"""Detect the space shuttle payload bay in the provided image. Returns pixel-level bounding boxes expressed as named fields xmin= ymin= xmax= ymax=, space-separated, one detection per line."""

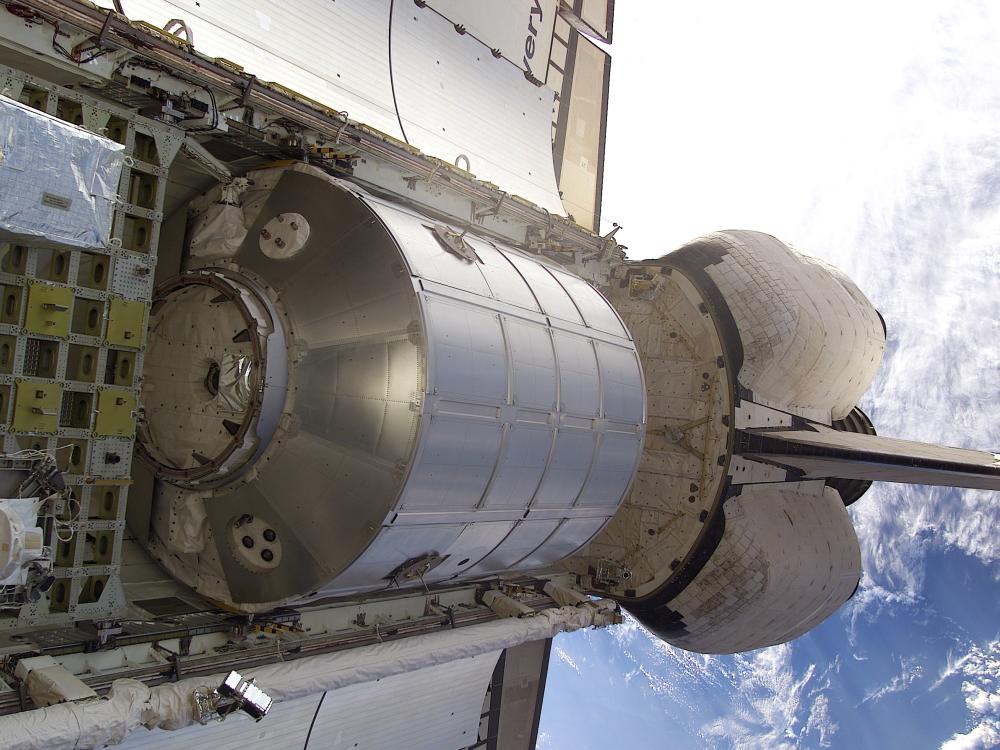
xmin=0 ymin=2 xmax=995 ymax=748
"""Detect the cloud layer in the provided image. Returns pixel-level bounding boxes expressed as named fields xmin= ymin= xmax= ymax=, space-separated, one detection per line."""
xmin=540 ymin=2 xmax=1000 ymax=748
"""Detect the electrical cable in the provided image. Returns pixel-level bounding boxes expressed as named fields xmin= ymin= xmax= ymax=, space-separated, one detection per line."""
xmin=302 ymin=691 xmax=326 ymax=750
xmin=53 ymin=495 xmax=81 ymax=543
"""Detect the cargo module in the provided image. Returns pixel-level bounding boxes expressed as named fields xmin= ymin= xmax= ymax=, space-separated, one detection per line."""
xmin=0 ymin=2 xmax=995 ymax=748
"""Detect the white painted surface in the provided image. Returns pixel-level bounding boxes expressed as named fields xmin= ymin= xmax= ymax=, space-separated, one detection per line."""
xmin=111 ymin=652 xmax=499 ymax=750
xmin=426 ymin=0 xmax=558 ymax=80
xmin=391 ymin=3 xmax=564 ymax=212
xmin=115 ymin=693 xmax=323 ymax=749
xmin=665 ymin=483 xmax=862 ymax=654
xmin=727 ymin=455 xmax=789 ymax=485
xmin=305 ymin=651 xmax=500 ymax=749
xmin=701 ymin=231 xmax=885 ymax=422
xmin=0 ymin=603 xmax=618 ymax=750
xmin=734 ymin=400 xmax=794 ymax=429
xmin=102 ymin=0 xmax=401 ymax=137
xmin=99 ymin=0 xmax=566 ymax=213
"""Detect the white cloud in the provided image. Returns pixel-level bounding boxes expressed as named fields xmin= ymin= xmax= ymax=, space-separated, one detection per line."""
xmin=782 ymin=0 xmax=1000 ymax=607
xmin=548 ymin=2 xmax=1000 ymax=747
xmin=608 ymin=0 xmax=1000 ymax=616
xmin=858 ymin=656 xmax=925 ymax=707
xmin=804 ymin=695 xmax=839 ymax=748
xmin=535 ymin=729 xmax=554 ymax=750
xmin=697 ymin=642 xmax=837 ymax=750
xmin=602 ymin=633 xmax=842 ymax=750
xmin=941 ymin=723 xmax=1000 ymax=750
xmin=553 ymin=645 xmax=581 ymax=676
xmin=935 ymin=640 xmax=1000 ymax=750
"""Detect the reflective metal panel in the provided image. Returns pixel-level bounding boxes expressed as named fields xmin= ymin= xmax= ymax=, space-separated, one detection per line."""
xmin=425 ymin=0 xmax=558 ymax=77
xmin=500 ymin=250 xmax=585 ymax=324
xmin=515 ymin=517 xmax=608 ymax=570
xmin=532 ymin=428 xmax=596 ymax=508
xmin=576 ymin=433 xmax=643 ymax=508
xmin=552 ymin=332 xmax=600 ymax=416
xmin=390 ymin=2 xmax=565 ymax=213
xmin=328 ymin=524 xmax=466 ymax=592
xmin=553 ymin=269 xmax=629 ymax=337
xmin=480 ymin=424 xmax=555 ymax=509
xmin=140 ymin=165 xmax=643 ymax=608
xmin=466 ymin=237 xmax=542 ymax=312
xmin=375 ymin=203 xmax=493 ymax=298
xmin=401 ymin=417 xmax=503 ymax=511
xmin=596 ymin=341 xmax=646 ymax=423
xmin=333 ymin=180 xmax=645 ymax=596
xmin=466 ymin=519 xmax=562 ymax=576
xmin=102 ymin=0 xmax=402 ymax=138
xmin=505 ymin=318 xmax=558 ymax=410
xmin=422 ymin=522 xmax=517 ymax=583
xmin=424 ymin=298 xmax=508 ymax=404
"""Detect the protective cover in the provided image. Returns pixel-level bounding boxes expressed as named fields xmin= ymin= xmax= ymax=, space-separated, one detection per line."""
xmin=97 ymin=0 xmax=564 ymax=213
xmin=0 ymin=601 xmax=615 ymax=749
xmin=0 ymin=94 xmax=123 ymax=249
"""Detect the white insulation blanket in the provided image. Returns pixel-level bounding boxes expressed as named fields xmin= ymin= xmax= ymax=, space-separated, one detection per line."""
xmin=0 ymin=601 xmax=614 ymax=750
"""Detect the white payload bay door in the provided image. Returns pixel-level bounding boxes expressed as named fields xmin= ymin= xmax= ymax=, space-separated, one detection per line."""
xmin=113 ymin=651 xmax=501 ymax=749
xmin=97 ymin=0 xmax=565 ymax=214
xmin=425 ymin=0 xmax=558 ymax=80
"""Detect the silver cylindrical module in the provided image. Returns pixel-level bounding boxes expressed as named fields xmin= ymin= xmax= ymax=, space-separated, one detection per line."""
xmin=138 ymin=164 xmax=645 ymax=609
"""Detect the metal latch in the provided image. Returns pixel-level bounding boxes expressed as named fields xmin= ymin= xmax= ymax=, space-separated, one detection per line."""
xmin=427 ymin=223 xmax=481 ymax=263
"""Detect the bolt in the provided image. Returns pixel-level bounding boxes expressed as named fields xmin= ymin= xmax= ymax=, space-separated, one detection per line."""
xmin=274 ymin=237 xmax=286 ymax=249
xmin=260 ymin=228 xmax=271 ymax=240
xmin=290 ymin=222 xmax=299 ymax=230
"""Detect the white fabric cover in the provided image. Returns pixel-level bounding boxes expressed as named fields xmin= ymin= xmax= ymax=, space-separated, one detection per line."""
xmin=0 ymin=601 xmax=615 ymax=749
xmin=482 ymin=589 xmax=535 ymax=618
xmin=188 ymin=203 xmax=247 ymax=261
xmin=24 ymin=666 xmax=98 ymax=707
xmin=0 ymin=680 xmax=150 ymax=750
xmin=542 ymin=580 xmax=592 ymax=607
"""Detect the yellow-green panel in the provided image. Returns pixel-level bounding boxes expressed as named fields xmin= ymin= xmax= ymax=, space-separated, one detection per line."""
xmin=106 ymin=297 xmax=148 ymax=348
xmin=24 ymin=282 xmax=72 ymax=338
xmin=11 ymin=379 xmax=62 ymax=433
xmin=95 ymin=388 xmax=136 ymax=436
